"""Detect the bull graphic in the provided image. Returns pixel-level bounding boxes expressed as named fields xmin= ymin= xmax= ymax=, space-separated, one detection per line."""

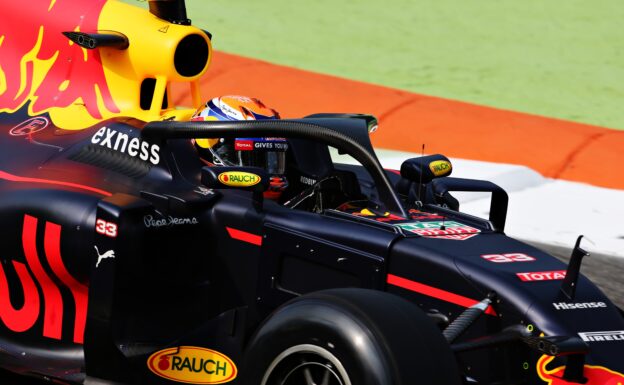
xmin=537 ymin=355 xmax=624 ymax=385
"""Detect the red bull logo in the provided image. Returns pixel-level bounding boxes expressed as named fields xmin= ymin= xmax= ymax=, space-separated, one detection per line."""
xmin=537 ymin=355 xmax=624 ymax=385
xmin=0 ymin=0 xmax=118 ymax=125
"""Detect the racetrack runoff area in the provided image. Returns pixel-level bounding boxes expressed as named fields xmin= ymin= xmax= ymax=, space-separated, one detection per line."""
xmin=184 ymin=0 xmax=624 ymax=131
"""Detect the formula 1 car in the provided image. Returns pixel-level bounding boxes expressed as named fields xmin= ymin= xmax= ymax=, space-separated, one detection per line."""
xmin=1 ymin=0 xmax=623 ymax=384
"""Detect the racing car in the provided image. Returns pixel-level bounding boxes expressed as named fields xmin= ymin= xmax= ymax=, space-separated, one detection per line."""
xmin=1 ymin=0 xmax=623 ymax=384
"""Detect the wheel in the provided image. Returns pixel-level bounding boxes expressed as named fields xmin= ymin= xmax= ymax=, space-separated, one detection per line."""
xmin=261 ymin=344 xmax=350 ymax=385
xmin=242 ymin=288 xmax=462 ymax=385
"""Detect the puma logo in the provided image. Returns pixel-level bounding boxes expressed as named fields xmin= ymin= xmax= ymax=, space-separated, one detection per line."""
xmin=94 ymin=246 xmax=116 ymax=268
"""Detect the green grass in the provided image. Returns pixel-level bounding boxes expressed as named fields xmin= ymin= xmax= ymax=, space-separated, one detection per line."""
xmin=125 ymin=0 xmax=624 ymax=129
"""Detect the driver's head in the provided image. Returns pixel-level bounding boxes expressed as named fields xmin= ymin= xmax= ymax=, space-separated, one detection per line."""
xmin=191 ymin=96 xmax=288 ymax=199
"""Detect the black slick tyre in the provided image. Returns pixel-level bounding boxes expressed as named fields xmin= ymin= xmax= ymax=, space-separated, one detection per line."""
xmin=242 ymin=288 xmax=461 ymax=385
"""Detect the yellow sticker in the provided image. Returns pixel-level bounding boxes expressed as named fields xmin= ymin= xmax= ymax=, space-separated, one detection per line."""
xmin=360 ymin=208 xmax=375 ymax=216
xmin=429 ymin=160 xmax=452 ymax=177
xmin=218 ymin=172 xmax=261 ymax=187
xmin=147 ymin=346 xmax=237 ymax=384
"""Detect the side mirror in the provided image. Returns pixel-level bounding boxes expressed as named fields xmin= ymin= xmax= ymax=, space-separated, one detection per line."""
xmin=400 ymin=154 xmax=452 ymax=184
xmin=431 ymin=177 xmax=508 ymax=232
xmin=201 ymin=166 xmax=269 ymax=209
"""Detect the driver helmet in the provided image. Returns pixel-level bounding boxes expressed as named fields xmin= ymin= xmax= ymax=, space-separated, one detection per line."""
xmin=191 ymin=96 xmax=288 ymax=199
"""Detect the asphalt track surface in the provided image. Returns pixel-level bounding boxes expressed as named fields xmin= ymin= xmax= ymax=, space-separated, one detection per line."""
xmin=1 ymin=244 xmax=621 ymax=385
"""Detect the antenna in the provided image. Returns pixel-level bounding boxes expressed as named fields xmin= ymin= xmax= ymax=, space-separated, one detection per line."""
xmin=417 ymin=143 xmax=425 ymax=204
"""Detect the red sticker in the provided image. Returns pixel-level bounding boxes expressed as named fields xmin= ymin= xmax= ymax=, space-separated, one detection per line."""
xmin=96 ymin=219 xmax=118 ymax=238
xmin=516 ymin=270 xmax=566 ymax=282
xmin=481 ymin=253 xmax=536 ymax=263
xmin=397 ymin=221 xmax=480 ymax=241
xmin=235 ymin=140 xmax=253 ymax=151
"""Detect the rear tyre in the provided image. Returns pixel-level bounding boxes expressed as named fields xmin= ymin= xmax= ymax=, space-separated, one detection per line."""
xmin=243 ymin=288 xmax=461 ymax=385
